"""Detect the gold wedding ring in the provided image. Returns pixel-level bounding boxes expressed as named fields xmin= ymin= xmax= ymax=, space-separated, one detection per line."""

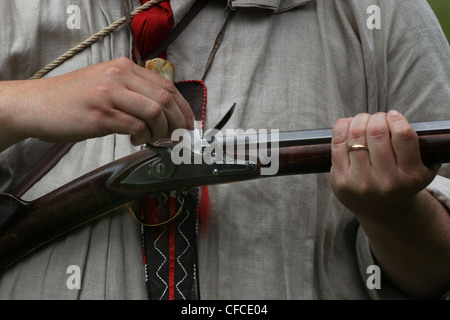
xmin=348 ymin=144 xmax=368 ymax=151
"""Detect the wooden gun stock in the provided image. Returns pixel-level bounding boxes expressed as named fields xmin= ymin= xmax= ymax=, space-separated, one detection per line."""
xmin=0 ymin=148 xmax=158 ymax=270
xmin=0 ymin=128 xmax=449 ymax=271
xmin=275 ymin=133 xmax=450 ymax=175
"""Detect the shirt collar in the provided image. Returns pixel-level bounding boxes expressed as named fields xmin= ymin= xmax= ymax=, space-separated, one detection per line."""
xmin=228 ymin=0 xmax=314 ymax=13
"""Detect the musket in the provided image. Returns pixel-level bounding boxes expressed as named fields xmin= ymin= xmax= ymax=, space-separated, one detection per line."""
xmin=0 ymin=119 xmax=449 ymax=270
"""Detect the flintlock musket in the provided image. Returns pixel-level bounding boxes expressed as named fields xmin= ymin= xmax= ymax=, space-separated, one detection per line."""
xmin=0 ymin=119 xmax=449 ymax=270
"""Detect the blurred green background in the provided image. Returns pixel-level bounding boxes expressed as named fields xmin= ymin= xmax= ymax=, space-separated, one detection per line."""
xmin=428 ymin=0 xmax=450 ymax=41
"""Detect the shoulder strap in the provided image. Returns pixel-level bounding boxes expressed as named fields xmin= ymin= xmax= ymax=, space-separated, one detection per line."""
xmin=12 ymin=142 xmax=75 ymax=197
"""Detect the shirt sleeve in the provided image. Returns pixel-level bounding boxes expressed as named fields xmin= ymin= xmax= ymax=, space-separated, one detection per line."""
xmin=362 ymin=0 xmax=450 ymax=122
xmin=426 ymin=175 xmax=450 ymax=300
xmin=356 ymin=225 xmax=450 ymax=300
xmin=355 ymin=0 xmax=450 ymax=300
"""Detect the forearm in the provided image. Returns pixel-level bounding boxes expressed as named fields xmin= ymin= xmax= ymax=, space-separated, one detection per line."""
xmin=0 ymin=58 xmax=194 ymax=154
xmin=357 ymin=189 xmax=450 ymax=299
xmin=0 ymin=80 xmax=29 ymax=152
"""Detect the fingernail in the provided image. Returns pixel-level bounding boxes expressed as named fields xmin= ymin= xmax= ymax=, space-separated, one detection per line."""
xmin=192 ymin=118 xmax=200 ymax=131
xmin=388 ymin=110 xmax=400 ymax=117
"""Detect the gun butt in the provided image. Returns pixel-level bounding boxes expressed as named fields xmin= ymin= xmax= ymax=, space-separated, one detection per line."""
xmin=0 ymin=193 xmax=32 ymax=269
xmin=0 ymin=193 xmax=30 ymax=234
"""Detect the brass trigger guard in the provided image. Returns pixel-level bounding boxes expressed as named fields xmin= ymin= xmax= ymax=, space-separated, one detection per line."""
xmin=126 ymin=192 xmax=187 ymax=227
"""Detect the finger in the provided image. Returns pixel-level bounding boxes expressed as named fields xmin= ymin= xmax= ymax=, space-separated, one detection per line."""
xmin=386 ymin=110 xmax=422 ymax=171
xmin=111 ymin=69 xmax=186 ymax=139
xmin=133 ymin=64 xmax=195 ymax=130
xmin=113 ymin=90 xmax=169 ymax=143
xmin=331 ymin=117 xmax=352 ymax=174
xmin=365 ymin=112 xmax=396 ymax=171
xmin=170 ymin=89 xmax=195 ymax=130
xmin=95 ymin=107 xmax=153 ymax=144
xmin=347 ymin=113 xmax=371 ymax=170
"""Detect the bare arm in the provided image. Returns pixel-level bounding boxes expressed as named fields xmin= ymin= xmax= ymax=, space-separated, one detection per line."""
xmin=330 ymin=111 xmax=450 ymax=299
xmin=0 ymin=57 xmax=194 ymax=152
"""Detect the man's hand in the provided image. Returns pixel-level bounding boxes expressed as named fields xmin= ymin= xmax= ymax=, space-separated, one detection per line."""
xmin=0 ymin=57 xmax=194 ymax=151
xmin=330 ymin=111 xmax=450 ymax=299
xmin=330 ymin=111 xmax=437 ymax=217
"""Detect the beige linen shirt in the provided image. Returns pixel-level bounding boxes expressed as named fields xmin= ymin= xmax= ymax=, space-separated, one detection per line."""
xmin=0 ymin=0 xmax=449 ymax=299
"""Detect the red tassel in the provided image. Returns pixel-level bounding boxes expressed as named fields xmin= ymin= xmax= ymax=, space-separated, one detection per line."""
xmin=132 ymin=0 xmax=174 ymax=61
xmin=198 ymin=185 xmax=210 ymax=235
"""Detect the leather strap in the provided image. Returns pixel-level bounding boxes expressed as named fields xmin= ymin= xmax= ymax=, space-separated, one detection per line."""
xmin=140 ymin=80 xmax=207 ymax=300
xmin=12 ymin=143 xmax=75 ymax=197
xmin=140 ymin=189 xmax=201 ymax=300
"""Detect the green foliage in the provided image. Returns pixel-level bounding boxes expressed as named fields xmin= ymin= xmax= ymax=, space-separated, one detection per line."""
xmin=428 ymin=0 xmax=450 ymax=41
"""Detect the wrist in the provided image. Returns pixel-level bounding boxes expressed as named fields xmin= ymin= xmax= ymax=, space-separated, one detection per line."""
xmin=358 ymin=190 xmax=450 ymax=298
xmin=355 ymin=189 xmax=448 ymax=249
xmin=353 ymin=192 xmax=424 ymax=232
xmin=0 ymin=81 xmax=31 ymax=151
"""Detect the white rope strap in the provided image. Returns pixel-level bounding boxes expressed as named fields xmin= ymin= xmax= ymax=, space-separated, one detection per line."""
xmin=30 ymin=0 xmax=165 ymax=79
